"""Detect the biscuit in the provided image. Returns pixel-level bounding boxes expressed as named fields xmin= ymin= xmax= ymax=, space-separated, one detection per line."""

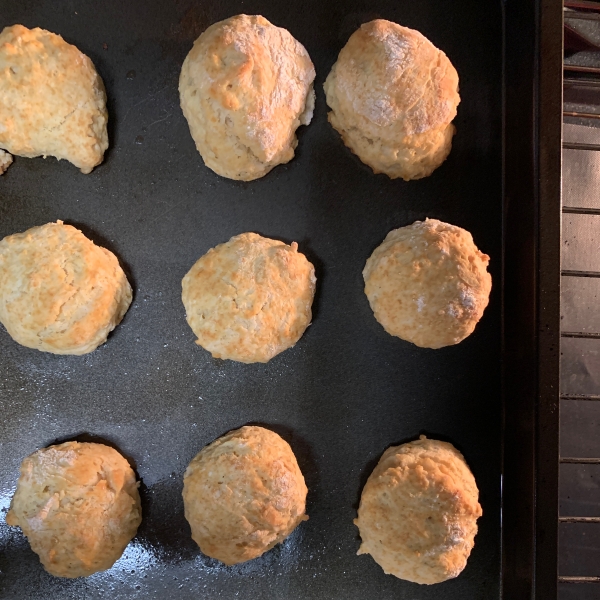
xmin=0 ymin=25 xmax=108 ymax=173
xmin=179 ymin=14 xmax=315 ymax=181
xmin=183 ymin=426 xmax=308 ymax=565
xmin=0 ymin=221 xmax=132 ymax=354
xmin=363 ymin=219 xmax=491 ymax=349
xmin=324 ymin=20 xmax=460 ymax=180
xmin=0 ymin=148 xmax=12 ymax=174
xmin=182 ymin=232 xmax=316 ymax=363
xmin=355 ymin=436 xmax=482 ymax=584
xmin=6 ymin=441 xmax=142 ymax=578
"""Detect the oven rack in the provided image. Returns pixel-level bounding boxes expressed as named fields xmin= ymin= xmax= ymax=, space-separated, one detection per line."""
xmin=561 ymin=1 xmax=600 ymax=590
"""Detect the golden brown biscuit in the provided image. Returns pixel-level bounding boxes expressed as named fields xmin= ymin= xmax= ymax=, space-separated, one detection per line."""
xmin=6 ymin=441 xmax=142 ymax=578
xmin=0 ymin=25 xmax=108 ymax=173
xmin=324 ymin=20 xmax=460 ymax=180
xmin=183 ymin=426 xmax=308 ymax=565
xmin=182 ymin=232 xmax=316 ymax=363
xmin=179 ymin=14 xmax=315 ymax=181
xmin=363 ymin=219 xmax=491 ymax=349
xmin=355 ymin=436 xmax=482 ymax=584
xmin=0 ymin=221 xmax=132 ymax=354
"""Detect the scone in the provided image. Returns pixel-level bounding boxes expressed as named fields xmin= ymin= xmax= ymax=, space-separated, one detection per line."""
xmin=0 ymin=148 xmax=12 ymax=174
xmin=6 ymin=441 xmax=142 ymax=578
xmin=182 ymin=232 xmax=316 ymax=363
xmin=355 ymin=436 xmax=482 ymax=584
xmin=363 ymin=219 xmax=491 ymax=348
xmin=324 ymin=20 xmax=460 ymax=180
xmin=0 ymin=24 xmax=108 ymax=174
xmin=0 ymin=221 xmax=132 ymax=354
xmin=183 ymin=426 xmax=308 ymax=565
xmin=179 ymin=14 xmax=315 ymax=181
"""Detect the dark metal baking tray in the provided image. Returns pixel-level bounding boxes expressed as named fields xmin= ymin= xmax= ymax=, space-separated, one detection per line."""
xmin=0 ymin=0 xmax=562 ymax=598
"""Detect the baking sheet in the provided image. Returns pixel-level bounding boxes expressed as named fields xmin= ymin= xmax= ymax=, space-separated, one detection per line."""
xmin=0 ymin=0 xmax=502 ymax=598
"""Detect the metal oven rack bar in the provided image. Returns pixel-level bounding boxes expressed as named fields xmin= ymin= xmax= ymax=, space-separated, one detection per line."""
xmin=560 ymin=1 xmax=600 ymax=589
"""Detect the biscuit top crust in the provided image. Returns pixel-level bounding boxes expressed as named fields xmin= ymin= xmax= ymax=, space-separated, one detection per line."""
xmin=0 ymin=24 xmax=108 ymax=173
xmin=0 ymin=221 xmax=131 ymax=354
xmin=179 ymin=14 xmax=315 ymax=180
xmin=363 ymin=219 xmax=491 ymax=348
xmin=183 ymin=426 xmax=308 ymax=565
xmin=6 ymin=441 xmax=141 ymax=578
xmin=327 ymin=20 xmax=459 ymax=140
xmin=355 ymin=436 xmax=482 ymax=584
xmin=182 ymin=232 xmax=316 ymax=363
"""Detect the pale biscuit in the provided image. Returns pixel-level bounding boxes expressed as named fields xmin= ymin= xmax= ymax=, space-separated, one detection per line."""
xmin=6 ymin=441 xmax=142 ymax=578
xmin=0 ymin=221 xmax=132 ymax=355
xmin=0 ymin=25 xmax=108 ymax=174
xmin=179 ymin=14 xmax=315 ymax=181
xmin=363 ymin=219 xmax=491 ymax=349
xmin=355 ymin=436 xmax=482 ymax=585
xmin=324 ymin=20 xmax=460 ymax=180
xmin=182 ymin=232 xmax=316 ymax=363
xmin=183 ymin=426 xmax=308 ymax=565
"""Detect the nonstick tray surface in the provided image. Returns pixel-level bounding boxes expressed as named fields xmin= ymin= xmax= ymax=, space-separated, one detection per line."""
xmin=0 ymin=0 xmax=502 ymax=598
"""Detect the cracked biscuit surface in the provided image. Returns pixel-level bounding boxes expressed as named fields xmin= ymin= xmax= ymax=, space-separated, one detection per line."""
xmin=6 ymin=441 xmax=142 ymax=578
xmin=0 ymin=221 xmax=132 ymax=354
xmin=355 ymin=436 xmax=482 ymax=584
xmin=0 ymin=24 xmax=108 ymax=173
xmin=182 ymin=232 xmax=316 ymax=363
xmin=183 ymin=426 xmax=308 ymax=565
xmin=363 ymin=219 xmax=491 ymax=349
xmin=179 ymin=14 xmax=315 ymax=181
xmin=324 ymin=19 xmax=459 ymax=180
